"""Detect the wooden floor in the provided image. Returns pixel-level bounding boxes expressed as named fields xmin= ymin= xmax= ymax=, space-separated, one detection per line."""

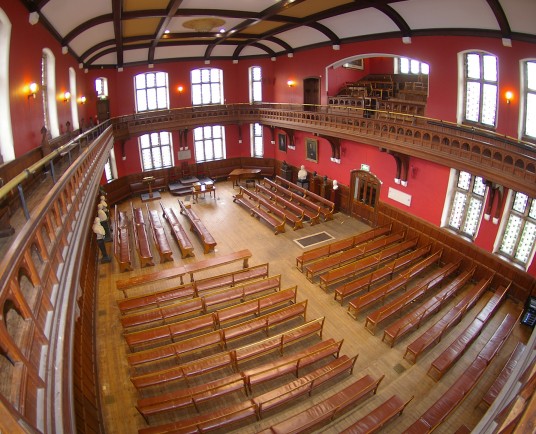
xmin=95 ymin=181 xmax=528 ymax=434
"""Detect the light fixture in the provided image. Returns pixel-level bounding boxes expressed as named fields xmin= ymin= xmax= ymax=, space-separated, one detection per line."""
xmin=28 ymin=82 xmax=38 ymax=99
xmin=79 ymin=96 xmax=86 ymax=104
xmin=183 ymin=18 xmax=225 ymax=33
xmin=505 ymin=91 xmax=513 ymax=104
xmin=287 ymin=80 xmax=295 ymax=88
xmin=63 ymin=91 xmax=71 ymax=102
xmin=177 ymin=85 xmax=184 ymax=93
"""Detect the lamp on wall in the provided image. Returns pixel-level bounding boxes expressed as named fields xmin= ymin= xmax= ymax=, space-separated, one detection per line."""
xmin=177 ymin=85 xmax=184 ymax=93
xmin=63 ymin=91 xmax=71 ymax=103
xmin=505 ymin=90 xmax=514 ymax=104
xmin=28 ymin=82 xmax=38 ymax=99
xmin=79 ymin=96 xmax=86 ymax=104
xmin=287 ymin=80 xmax=295 ymax=88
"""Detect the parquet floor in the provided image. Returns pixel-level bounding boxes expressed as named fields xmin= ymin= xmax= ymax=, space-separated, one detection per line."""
xmin=95 ymin=181 xmax=528 ymax=434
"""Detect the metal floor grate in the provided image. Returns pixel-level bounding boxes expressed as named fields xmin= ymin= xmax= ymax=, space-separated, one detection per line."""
xmin=293 ymin=232 xmax=334 ymax=248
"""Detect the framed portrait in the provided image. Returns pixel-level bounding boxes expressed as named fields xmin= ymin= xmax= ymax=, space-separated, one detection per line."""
xmin=305 ymin=138 xmax=318 ymax=163
xmin=278 ymin=133 xmax=287 ymax=152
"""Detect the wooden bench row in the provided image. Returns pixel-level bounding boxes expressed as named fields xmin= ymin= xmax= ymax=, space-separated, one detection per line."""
xmin=255 ymin=183 xmax=305 ymax=230
xmin=275 ymin=175 xmax=335 ymax=221
xmin=342 ymin=246 xmax=436 ymax=312
xmin=404 ymin=275 xmax=493 ymax=363
xmin=233 ymin=186 xmax=287 ymax=234
xmin=136 ymin=338 xmax=346 ymax=422
xmin=427 ymin=284 xmax=510 ymax=381
xmin=178 ymin=200 xmax=217 ymax=253
xmin=146 ymin=205 xmax=173 ymax=263
xmin=363 ymin=260 xmax=460 ymax=333
xmin=305 ymin=230 xmax=406 ymax=282
xmin=117 ymin=263 xmax=269 ymax=314
xmin=130 ymin=317 xmax=326 ymax=390
xmin=127 ymin=301 xmax=309 ymax=372
xmin=258 ymin=373 xmax=385 ymax=434
xmin=160 ymin=203 xmax=194 ymax=258
xmin=263 ymin=177 xmax=321 ymax=225
xmin=404 ymin=313 xmax=517 ymax=434
xmin=115 ymin=248 xmax=252 ymax=297
xmin=319 ymin=237 xmax=418 ymax=290
xmin=123 ymin=285 xmax=296 ymax=350
xmin=113 ymin=205 xmax=133 ymax=272
xmin=381 ymin=266 xmax=477 ymax=347
xmin=296 ymin=223 xmax=392 ymax=271
xmin=340 ymin=394 xmax=414 ymax=434
xmin=120 ymin=274 xmax=283 ymax=330
xmin=131 ymin=203 xmax=155 ymax=267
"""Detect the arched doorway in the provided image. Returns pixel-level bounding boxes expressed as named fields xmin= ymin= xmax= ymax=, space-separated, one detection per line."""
xmin=349 ymin=169 xmax=381 ymax=226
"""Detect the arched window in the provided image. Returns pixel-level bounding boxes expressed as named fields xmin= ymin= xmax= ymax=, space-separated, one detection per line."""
xmin=68 ymin=67 xmax=79 ymax=130
xmin=139 ymin=132 xmax=173 ymax=171
xmin=251 ymin=123 xmax=263 ymax=157
xmin=134 ymin=71 xmax=169 ymax=112
xmin=191 ymin=68 xmax=223 ymax=105
xmin=0 ymin=8 xmax=14 ymax=162
xmin=193 ymin=125 xmax=226 ymax=162
xmin=95 ymin=77 xmax=108 ymax=99
xmin=522 ymin=60 xmax=536 ymax=140
xmin=42 ymin=48 xmax=59 ymax=138
xmin=249 ymin=66 xmax=262 ymax=103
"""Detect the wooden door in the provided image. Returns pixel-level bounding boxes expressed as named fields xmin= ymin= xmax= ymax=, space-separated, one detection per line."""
xmin=349 ymin=170 xmax=381 ymax=226
xmin=303 ymin=77 xmax=320 ymax=111
xmin=96 ymin=99 xmax=110 ymax=122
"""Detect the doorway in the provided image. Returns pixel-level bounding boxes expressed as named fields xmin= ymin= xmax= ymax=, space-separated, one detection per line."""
xmin=303 ymin=77 xmax=320 ymax=111
xmin=349 ymin=169 xmax=381 ymax=226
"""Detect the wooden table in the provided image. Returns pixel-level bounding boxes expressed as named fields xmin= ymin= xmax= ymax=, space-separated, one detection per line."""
xmin=192 ymin=183 xmax=216 ymax=203
xmin=228 ymin=169 xmax=261 ymax=188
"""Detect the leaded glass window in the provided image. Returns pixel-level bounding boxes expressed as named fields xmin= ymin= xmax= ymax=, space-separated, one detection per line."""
xmin=464 ymin=52 xmax=498 ymax=127
xmin=139 ymin=132 xmax=173 ymax=171
xmin=447 ymin=171 xmax=486 ymax=239
xmin=193 ymin=125 xmax=226 ymax=162
xmin=499 ymin=192 xmax=536 ymax=266
xmin=191 ymin=68 xmax=224 ymax=106
xmin=135 ymin=72 xmax=169 ymax=112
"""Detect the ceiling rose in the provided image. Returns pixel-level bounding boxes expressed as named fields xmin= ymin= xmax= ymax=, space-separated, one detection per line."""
xmin=183 ymin=18 xmax=226 ymax=33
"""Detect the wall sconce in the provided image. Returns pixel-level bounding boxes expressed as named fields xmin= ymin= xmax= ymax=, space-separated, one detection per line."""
xmin=177 ymin=85 xmax=184 ymax=93
xmin=287 ymin=80 xmax=295 ymax=88
xmin=28 ymin=82 xmax=38 ymax=99
xmin=79 ymin=96 xmax=86 ymax=104
xmin=63 ymin=91 xmax=71 ymax=103
xmin=505 ymin=91 xmax=513 ymax=104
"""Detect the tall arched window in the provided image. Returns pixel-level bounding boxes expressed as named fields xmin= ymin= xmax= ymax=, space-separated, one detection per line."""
xmin=134 ymin=71 xmax=169 ymax=112
xmin=522 ymin=60 xmax=536 ymax=140
xmin=249 ymin=66 xmax=262 ymax=103
xmin=68 ymin=67 xmax=79 ymax=130
xmin=42 ymin=48 xmax=59 ymax=138
xmin=96 ymin=77 xmax=108 ymax=99
xmin=0 ymin=8 xmax=14 ymax=162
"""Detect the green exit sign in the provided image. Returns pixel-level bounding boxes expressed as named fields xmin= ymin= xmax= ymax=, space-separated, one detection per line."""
xmin=361 ymin=163 xmax=370 ymax=172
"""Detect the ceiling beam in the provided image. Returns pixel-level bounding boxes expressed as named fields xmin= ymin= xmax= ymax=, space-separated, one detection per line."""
xmin=149 ymin=0 xmax=185 ymax=64
xmin=112 ymin=0 xmax=123 ymax=68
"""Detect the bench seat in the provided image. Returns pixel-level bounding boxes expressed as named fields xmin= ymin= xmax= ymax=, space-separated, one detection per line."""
xmin=179 ymin=200 xmax=217 ymax=253
xmin=160 ymin=203 xmax=194 ymax=258
xmin=147 ymin=206 xmax=173 ymax=263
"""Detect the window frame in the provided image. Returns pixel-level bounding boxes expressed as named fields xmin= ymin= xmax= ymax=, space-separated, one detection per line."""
xmin=249 ymin=66 xmax=262 ymax=103
xmin=191 ymin=68 xmax=224 ymax=106
xmin=462 ymin=51 xmax=498 ymax=128
xmin=193 ymin=125 xmax=226 ymax=162
xmin=134 ymin=71 xmax=169 ymax=113
xmin=138 ymin=131 xmax=174 ymax=172
xmin=250 ymin=123 xmax=263 ymax=157
xmin=522 ymin=59 xmax=536 ymax=141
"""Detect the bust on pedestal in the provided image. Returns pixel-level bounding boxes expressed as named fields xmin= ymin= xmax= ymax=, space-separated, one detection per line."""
xmin=297 ymin=165 xmax=309 ymax=190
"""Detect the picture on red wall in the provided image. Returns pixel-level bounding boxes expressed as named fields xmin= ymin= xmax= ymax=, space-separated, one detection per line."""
xmin=306 ymin=138 xmax=318 ymax=162
xmin=278 ymin=133 xmax=287 ymax=152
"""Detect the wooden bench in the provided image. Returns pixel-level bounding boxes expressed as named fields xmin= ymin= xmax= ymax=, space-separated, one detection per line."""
xmin=234 ymin=186 xmax=286 ymax=234
xmin=296 ymin=224 xmax=392 ymax=272
xmin=334 ymin=245 xmax=432 ymax=304
xmin=305 ymin=231 xmax=406 ymax=282
xmin=113 ymin=205 xmax=133 ymax=272
xmin=257 ymin=374 xmax=385 ymax=434
xmin=115 ymin=248 xmax=252 ymax=297
xmin=405 ymin=314 xmax=517 ymax=434
xmin=117 ymin=263 xmax=268 ymax=314
xmin=481 ymin=341 xmax=526 ymax=407
xmin=253 ymin=354 xmax=358 ymax=419
xmin=131 ymin=203 xmax=154 ymax=267
xmin=381 ymin=267 xmax=476 ymax=347
xmin=319 ymin=237 xmax=418 ymax=290
xmin=404 ymin=275 xmax=492 ymax=363
xmin=179 ymin=199 xmax=217 ymax=253
xmin=138 ymin=400 xmax=258 ymax=434
xmin=146 ymin=205 xmax=173 ymax=263
xmin=363 ymin=261 xmax=460 ymax=334
xmin=340 ymin=394 xmax=414 ymax=434
xmin=160 ymin=202 xmax=194 ymax=258
xmin=130 ymin=318 xmax=325 ymax=391
xmin=427 ymin=284 xmax=510 ymax=381
xmin=255 ymin=183 xmax=304 ymax=230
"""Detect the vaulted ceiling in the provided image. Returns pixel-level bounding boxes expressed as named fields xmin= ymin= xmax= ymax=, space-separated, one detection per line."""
xmin=20 ymin=0 xmax=536 ymax=70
